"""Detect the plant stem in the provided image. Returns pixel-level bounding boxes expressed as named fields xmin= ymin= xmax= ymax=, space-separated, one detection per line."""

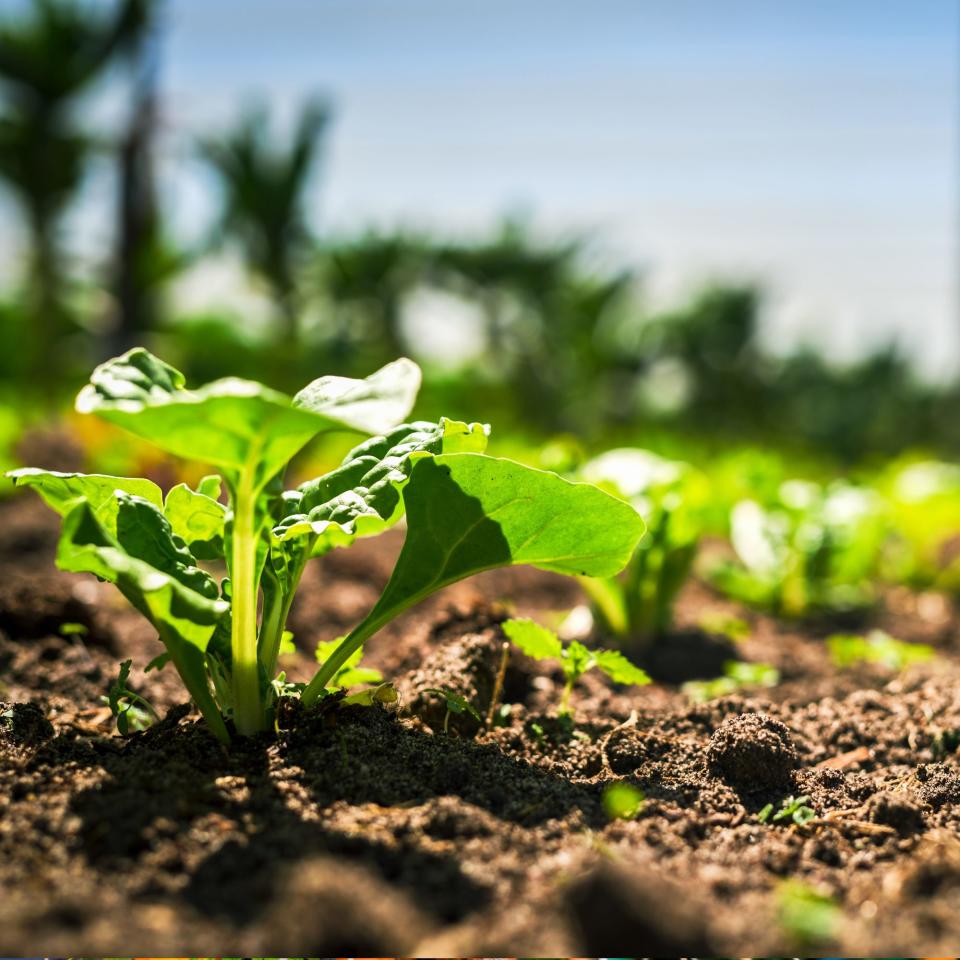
xmin=560 ymin=677 xmax=574 ymax=716
xmin=301 ymin=613 xmax=385 ymax=706
xmin=230 ymin=477 xmax=262 ymax=735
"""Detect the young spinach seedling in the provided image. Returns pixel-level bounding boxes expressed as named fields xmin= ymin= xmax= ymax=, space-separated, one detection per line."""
xmin=757 ymin=794 xmax=815 ymax=826
xmin=424 ymin=687 xmax=483 ymax=734
xmin=10 ymin=349 xmax=644 ymax=743
xmin=103 ymin=659 xmax=159 ymax=735
xmin=502 ymin=617 xmax=650 ymax=715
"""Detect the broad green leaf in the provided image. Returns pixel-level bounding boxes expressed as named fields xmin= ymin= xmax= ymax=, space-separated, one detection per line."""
xmin=114 ymin=493 xmax=221 ymax=600
xmin=303 ymin=454 xmax=644 ymax=702
xmin=370 ymin=454 xmax=643 ymax=618
xmin=7 ymin=468 xmax=162 ymax=536
xmin=592 ymin=649 xmax=651 ymax=686
xmin=293 ymin=357 xmax=421 ymax=435
xmin=274 ymin=418 xmax=489 ymax=555
xmin=57 ymin=500 xmax=229 ymax=742
xmin=76 ymin=348 xmax=422 ymax=489
xmin=164 ymin=480 xmax=227 ymax=559
xmin=502 ymin=617 xmax=563 ymax=661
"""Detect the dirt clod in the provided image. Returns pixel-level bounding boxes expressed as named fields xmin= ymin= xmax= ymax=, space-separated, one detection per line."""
xmin=706 ymin=712 xmax=798 ymax=790
xmin=864 ymin=790 xmax=926 ymax=835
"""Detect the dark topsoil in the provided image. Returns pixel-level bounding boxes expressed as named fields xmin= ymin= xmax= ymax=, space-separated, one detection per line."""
xmin=4 ymin=497 xmax=960 ymax=955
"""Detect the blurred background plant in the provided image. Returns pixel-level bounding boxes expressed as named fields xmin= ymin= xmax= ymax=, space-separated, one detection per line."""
xmin=0 ymin=0 xmax=955 ymax=611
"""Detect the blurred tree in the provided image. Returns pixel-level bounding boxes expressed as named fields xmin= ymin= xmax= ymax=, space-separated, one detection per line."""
xmin=200 ymin=99 xmax=330 ymax=348
xmin=0 ymin=0 xmax=151 ymax=385
xmin=108 ymin=0 xmax=186 ymax=355
xmin=318 ymin=230 xmax=428 ymax=367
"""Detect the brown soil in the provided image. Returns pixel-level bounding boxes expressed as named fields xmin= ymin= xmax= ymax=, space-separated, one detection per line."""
xmin=3 ymin=494 xmax=960 ymax=955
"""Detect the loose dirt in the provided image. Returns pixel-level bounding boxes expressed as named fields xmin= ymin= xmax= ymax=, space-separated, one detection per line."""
xmin=2 ymin=495 xmax=960 ymax=955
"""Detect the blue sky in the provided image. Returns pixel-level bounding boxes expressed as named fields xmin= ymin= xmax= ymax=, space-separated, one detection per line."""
xmin=6 ymin=0 xmax=960 ymax=374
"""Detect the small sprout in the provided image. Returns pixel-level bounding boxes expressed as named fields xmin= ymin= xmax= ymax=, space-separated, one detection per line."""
xmin=315 ymin=639 xmax=384 ymax=689
xmin=424 ymin=687 xmax=482 ymax=734
xmin=603 ymin=781 xmax=645 ymax=820
xmin=502 ymin=617 xmax=650 ymax=716
xmin=342 ymin=681 xmax=399 ymax=708
xmin=102 ymin=659 xmax=159 ymax=735
xmin=828 ymin=629 xmax=933 ymax=672
xmin=698 ymin=611 xmax=750 ymax=642
xmin=777 ymin=879 xmax=841 ymax=948
xmin=757 ymin=794 xmax=815 ymax=826
xmin=277 ymin=630 xmax=297 ymax=657
xmin=58 ymin=622 xmax=88 ymax=637
xmin=683 ymin=660 xmax=779 ymax=703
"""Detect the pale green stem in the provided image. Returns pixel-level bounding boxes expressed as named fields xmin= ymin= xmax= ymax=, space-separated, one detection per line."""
xmin=257 ymin=554 xmax=308 ymax=681
xmin=230 ymin=476 xmax=262 ymax=735
xmin=301 ymin=612 xmax=387 ymax=706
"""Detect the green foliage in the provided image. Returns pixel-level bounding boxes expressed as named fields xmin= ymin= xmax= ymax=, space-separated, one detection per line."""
xmin=828 ymin=629 xmax=933 ymax=672
xmin=502 ymin=617 xmax=649 ymax=715
xmin=880 ymin=459 xmax=960 ymax=594
xmin=12 ymin=349 xmax=642 ymax=742
xmin=103 ymin=658 xmax=158 ymax=735
xmin=709 ymin=479 xmax=887 ymax=617
xmin=578 ymin=448 xmax=708 ymax=651
xmin=602 ymin=781 xmax=645 ymax=820
xmin=757 ymin=794 xmax=815 ymax=826
xmin=682 ymin=660 xmax=779 ymax=702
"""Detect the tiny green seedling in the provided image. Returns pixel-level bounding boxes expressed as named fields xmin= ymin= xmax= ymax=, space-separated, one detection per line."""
xmin=603 ymin=781 xmax=645 ymax=820
xmin=828 ymin=629 xmax=933 ymax=672
xmin=502 ymin=617 xmax=650 ymax=716
xmin=103 ymin=659 xmax=159 ymax=735
xmin=757 ymin=794 xmax=815 ymax=826
xmin=424 ymin=687 xmax=482 ymax=734
xmin=58 ymin=622 xmax=89 ymax=637
xmin=10 ymin=349 xmax=645 ymax=743
xmin=777 ymin=879 xmax=841 ymax=948
xmin=683 ymin=660 xmax=779 ymax=703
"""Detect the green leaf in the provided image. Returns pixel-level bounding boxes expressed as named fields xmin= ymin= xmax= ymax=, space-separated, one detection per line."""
xmin=7 ymin=468 xmax=162 ymax=536
xmin=563 ymin=640 xmax=595 ymax=682
xmin=292 ymin=357 xmax=421 ymax=435
xmin=274 ymin=418 xmax=488 ymax=555
xmin=603 ymin=781 xmax=645 ymax=820
xmin=341 ymin=681 xmax=399 ymax=707
xmin=76 ymin=348 xmax=421 ymax=489
xmin=501 ymin=617 xmax=563 ymax=661
xmin=57 ymin=499 xmax=229 ymax=743
xmin=425 ymin=687 xmax=483 ymax=722
xmin=303 ymin=454 xmax=644 ymax=703
xmin=592 ymin=649 xmax=651 ymax=687
xmin=164 ymin=480 xmax=227 ymax=559
xmin=367 ymin=454 xmax=643 ymax=613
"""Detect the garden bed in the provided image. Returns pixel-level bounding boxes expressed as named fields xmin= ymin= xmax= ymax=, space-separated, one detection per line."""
xmin=2 ymin=494 xmax=960 ymax=955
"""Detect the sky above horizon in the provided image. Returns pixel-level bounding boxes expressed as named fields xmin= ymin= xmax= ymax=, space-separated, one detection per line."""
xmin=3 ymin=0 xmax=958 ymax=375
